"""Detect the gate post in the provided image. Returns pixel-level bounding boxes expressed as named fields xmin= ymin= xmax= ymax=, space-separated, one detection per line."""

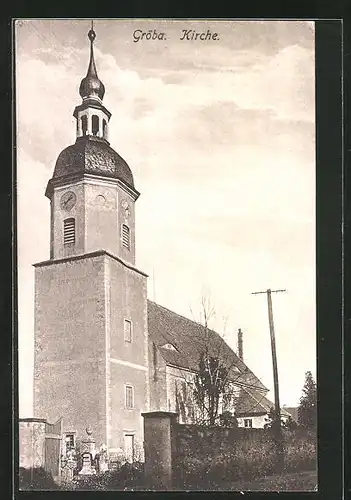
xmin=141 ymin=411 xmax=177 ymax=490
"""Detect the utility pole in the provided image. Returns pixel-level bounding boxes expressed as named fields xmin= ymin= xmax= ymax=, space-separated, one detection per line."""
xmin=252 ymin=288 xmax=286 ymax=471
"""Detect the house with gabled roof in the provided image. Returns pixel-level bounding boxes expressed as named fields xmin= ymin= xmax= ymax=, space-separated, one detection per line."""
xmin=235 ymin=388 xmax=292 ymax=428
xmin=147 ymin=300 xmax=279 ymax=428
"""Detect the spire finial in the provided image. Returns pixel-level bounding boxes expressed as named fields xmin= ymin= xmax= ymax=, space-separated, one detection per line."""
xmin=87 ymin=20 xmax=96 ymax=45
xmin=78 ymin=20 xmax=105 ymax=100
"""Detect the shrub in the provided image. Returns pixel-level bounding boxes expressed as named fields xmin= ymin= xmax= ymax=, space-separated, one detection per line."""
xmin=177 ymin=429 xmax=316 ymax=489
xmin=71 ymin=474 xmax=106 ymax=490
xmin=19 ymin=467 xmax=60 ymax=490
xmin=101 ymin=461 xmax=145 ymax=490
xmin=283 ymin=434 xmax=316 ymax=472
xmin=178 ymin=456 xmax=211 ymax=489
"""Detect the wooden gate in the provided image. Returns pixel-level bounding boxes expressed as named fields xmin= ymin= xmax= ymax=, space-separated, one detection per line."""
xmin=44 ymin=419 xmax=62 ymax=479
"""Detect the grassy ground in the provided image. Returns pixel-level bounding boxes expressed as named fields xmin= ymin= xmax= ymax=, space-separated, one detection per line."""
xmin=223 ymin=470 xmax=317 ymax=491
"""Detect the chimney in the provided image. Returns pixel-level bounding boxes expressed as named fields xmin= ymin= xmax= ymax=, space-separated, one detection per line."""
xmin=237 ymin=328 xmax=243 ymax=360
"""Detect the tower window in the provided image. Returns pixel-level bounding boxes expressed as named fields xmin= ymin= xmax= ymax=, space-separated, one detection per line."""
xmin=125 ymin=385 xmax=134 ymax=409
xmin=121 ymin=224 xmax=130 ymax=251
xmin=92 ymin=114 xmax=99 ymax=136
xmin=124 ymin=319 xmax=132 ymax=343
xmin=64 ymin=218 xmax=75 ymax=246
xmin=102 ymin=119 xmax=107 ymax=138
xmin=81 ymin=115 xmax=88 ymax=136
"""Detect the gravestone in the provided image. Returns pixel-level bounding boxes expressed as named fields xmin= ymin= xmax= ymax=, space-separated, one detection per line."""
xmin=78 ymin=427 xmax=97 ymax=476
xmin=78 ymin=452 xmax=96 ymax=476
xmin=80 ymin=427 xmax=96 ymax=459
xmin=99 ymin=444 xmax=109 ymax=473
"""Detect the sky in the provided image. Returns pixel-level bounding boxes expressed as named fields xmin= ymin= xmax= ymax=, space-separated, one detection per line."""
xmin=16 ymin=19 xmax=316 ymax=417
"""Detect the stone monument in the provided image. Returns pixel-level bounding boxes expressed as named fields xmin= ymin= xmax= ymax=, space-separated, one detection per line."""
xmin=78 ymin=427 xmax=97 ymax=476
xmin=98 ymin=444 xmax=109 ymax=473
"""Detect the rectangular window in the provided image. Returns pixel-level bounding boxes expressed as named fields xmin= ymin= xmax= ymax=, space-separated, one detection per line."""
xmin=244 ymin=418 xmax=253 ymax=428
xmin=124 ymin=319 xmax=132 ymax=343
xmin=121 ymin=224 xmax=130 ymax=250
xmin=125 ymin=385 xmax=134 ymax=409
xmin=64 ymin=433 xmax=75 ymax=453
xmin=64 ymin=218 xmax=75 ymax=246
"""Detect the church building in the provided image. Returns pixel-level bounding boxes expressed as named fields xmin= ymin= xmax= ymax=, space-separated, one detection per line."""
xmin=33 ymin=27 xmax=276 ymax=461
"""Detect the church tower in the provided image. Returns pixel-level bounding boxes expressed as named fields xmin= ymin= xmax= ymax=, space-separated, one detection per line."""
xmin=33 ymin=26 xmax=149 ymax=456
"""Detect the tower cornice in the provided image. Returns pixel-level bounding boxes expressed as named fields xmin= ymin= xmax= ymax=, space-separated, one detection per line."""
xmin=33 ymin=249 xmax=148 ymax=278
xmin=45 ymin=172 xmax=140 ymax=201
xmin=73 ymin=101 xmax=112 ymax=120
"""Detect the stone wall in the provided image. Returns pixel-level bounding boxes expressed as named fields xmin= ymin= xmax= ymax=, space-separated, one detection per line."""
xmin=142 ymin=412 xmax=316 ymax=490
xmin=142 ymin=412 xmax=266 ymax=490
xmin=19 ymin=418 xmax=63 ymax=480
xmin=175 ymin=424 xmax=265 ymax=462
xmin=19 ymin=419 xmax=46 ymax=469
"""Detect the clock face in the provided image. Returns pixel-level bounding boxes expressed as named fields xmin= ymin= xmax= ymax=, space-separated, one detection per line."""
xmin=95 ymin=194 xmax=106 ymax=206
xmin=60 ymin=191 xmax=77 ymax=211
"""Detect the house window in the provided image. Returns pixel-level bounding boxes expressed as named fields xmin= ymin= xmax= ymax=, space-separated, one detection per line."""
xmin=63 ymin=218 xmax=75 ymax=246
xmin=125 ymin=385 xmax=134 ymax=409
xmin=81 ymin=115 xmax=88 ymax=135
xmin=244 ymin=418 xmax=253 ymax=428
xmin=124 ymin=319 xmax=132 ymax=343
xmin=121 ymin=224 xmax=130 ymax=250
xmin=92 ymin=114 xmax=99 ymax=136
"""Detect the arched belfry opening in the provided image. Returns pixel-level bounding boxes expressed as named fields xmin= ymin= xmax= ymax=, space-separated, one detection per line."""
xmin=103 ymin=119 xmax=107 ymax=139
xmin=92 ymin=115 xmax=99 ymax=136
xmin=81 ymin=115 xmax=88 ymax=136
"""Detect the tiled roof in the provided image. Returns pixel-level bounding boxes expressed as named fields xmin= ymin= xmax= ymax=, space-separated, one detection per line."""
xmin=147 ymin=300 xmax=268 ymax=392
xmin=235 ymin=388 xmax=292 ymax=417
xmin=281 ymin=406 xmax=298 ymax=422
xmin=52 ymin=136 xmax=135 ymax=189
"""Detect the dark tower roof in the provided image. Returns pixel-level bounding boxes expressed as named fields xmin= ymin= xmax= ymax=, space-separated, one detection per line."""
xmin=47 ymin=23 xmax=138 ymax=198
xmin=52 ymin=136 xmax=135 ymax=189
xmin=79 ymin=27 xmax=105 ymax=101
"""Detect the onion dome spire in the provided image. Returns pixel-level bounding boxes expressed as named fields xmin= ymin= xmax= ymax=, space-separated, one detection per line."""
xmin=79 ymin=21 xmax=105 ymax=101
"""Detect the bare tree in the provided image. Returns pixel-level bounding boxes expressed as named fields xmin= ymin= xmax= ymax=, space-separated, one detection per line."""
xmin=173 ymin=294 xmax=267 ymax=426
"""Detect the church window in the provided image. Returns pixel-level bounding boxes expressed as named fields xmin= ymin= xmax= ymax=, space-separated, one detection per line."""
xmin=124 ymin=319 xmax=132 ymax=343
xmin=244 ymin=418 xmax=253 ymax=428
xmin=125 ymin=385 xmax=134 ymax=409
xmin=92 ymin=114 xmax=99 ymax=136
xmin=102 ymin=119 xmax=107 ymax=138
xmin=121 ymin=224 xmax=130 ymax=250
xmin=63 ymin=218 xmax=75 ymax=246
xmin=81 ymin=115 xmax=88 ymax=135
